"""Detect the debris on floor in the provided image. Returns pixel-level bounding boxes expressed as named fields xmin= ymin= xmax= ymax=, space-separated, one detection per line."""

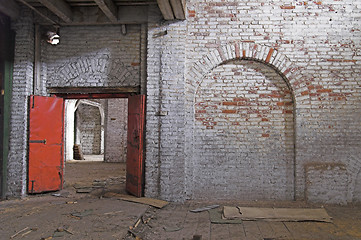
xmin=70 ymin=209 xmax=93 ymax=219
xmin=103 ymin=210 xmax=123 ymax=215
xmin=72 ymin=177 xmax=125 ymax=194
xmin=10 ymin=227 xmax=38 ymax=239
xmin=103 ymin=192 xmax=169 ymax=208
xmin=222 ymin=206 xmax=333 ymax=222
xmin=51 ymin=190 xmax=70 ymax=198
xmin=163 ymin=226 xmax=183 ymax=232
xmin=51 ymin=226 xmax=73 ymax=238
xmin=73 ymin=184 xmax=94 ymax=193
xmin=10 ymin=227 xmax=29 ymax=239
xmin=208 ymin=208 xmax=243 ymax=224
xmin=124 ymin=207 xmax=157 ymax=240
xmin=190 ymin=204 xmax=220 ymax=213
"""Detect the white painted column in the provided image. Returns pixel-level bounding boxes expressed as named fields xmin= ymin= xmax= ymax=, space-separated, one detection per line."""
xmin=64 ymin=100 xmax=77 ymax=161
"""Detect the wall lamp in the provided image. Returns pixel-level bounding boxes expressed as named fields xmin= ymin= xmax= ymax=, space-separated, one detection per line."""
xmin=46 ymin=31 xmax=60 ymax=45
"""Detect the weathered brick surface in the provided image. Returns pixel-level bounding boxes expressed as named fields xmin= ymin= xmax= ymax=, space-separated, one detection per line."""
xmin=305 ymin=163 xmax=348 ymax=205
xmin=145 ymin=21 xmax=187 ymax=201
xmin=76 ymin=103 xmax=102 ymax=155
xmin=6 ymin=8 xmax=34 ymax=197
xmin=7 ymin=1 xmax=361 ymax=204
xmin=146 ymin=1 xmax=361 ymax=204
xmin=193 ymin=60 xmax=294 ymax=200
xmin=104 ymin=98 xmax=128 ymax=163
xmin=8 ymin=20 xmax=143 ymax=196
xmin=43 ymin=25 xmax=141 ymax=88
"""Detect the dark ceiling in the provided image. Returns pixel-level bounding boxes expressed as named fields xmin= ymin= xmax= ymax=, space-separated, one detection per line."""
xmin=0 ymin=0 xmax=185 ymax=25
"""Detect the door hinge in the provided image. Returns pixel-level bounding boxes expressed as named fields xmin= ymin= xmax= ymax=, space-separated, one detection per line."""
xmin=29 ymin=139 xmax=47 ymax=144
xmin=30 ymin=180 xmax=35 ymax=194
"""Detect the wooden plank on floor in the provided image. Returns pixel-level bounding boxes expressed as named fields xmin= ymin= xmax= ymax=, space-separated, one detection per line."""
xmin=193 ymin=211 xmax=211 ymax=239
xmin=269 ymin=222 xmax=294 ymax=240
xmin=228 ymin=224 xmax=246 ymax=240
xmin=257 ymin=221 xmax=275 ymax=239
xmin=314 ymin=222 xmax=354 ymax=240
xmin=157 ymin=204 xmax=189 ymax=239
xmin=210 ymin=224 xmax=230 ymax=240
xmin=177 ymin=211 xmax=202 ymax=239
xmin=243 ymin=221 xmax=262 ymax=240
xmin=284 ymin=222 xmax=320 ymax=239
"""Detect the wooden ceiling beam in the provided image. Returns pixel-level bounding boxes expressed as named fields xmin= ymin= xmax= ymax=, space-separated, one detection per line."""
xmin=0 ymin=0 xmax=20 ymax=19
xmin=156 ymin=0 xmax=174 ymax=20
xmin=169 ymin=0 xmax=184 ymax=19
xmin=38 ymin=0 xmax=73 ymax=23
xmin=94 ymin=0 xmax=118 ymax=23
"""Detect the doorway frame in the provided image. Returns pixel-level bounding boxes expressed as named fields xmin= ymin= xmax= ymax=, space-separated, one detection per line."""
xmin=51 ymin=88 xmax=146 ymax=197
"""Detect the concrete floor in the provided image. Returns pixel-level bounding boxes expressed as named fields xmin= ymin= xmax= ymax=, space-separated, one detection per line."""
xmin=1 ymin=162 xmax=361 ymax=240
xmin=128 ymin=201 xmax=361 ymax=240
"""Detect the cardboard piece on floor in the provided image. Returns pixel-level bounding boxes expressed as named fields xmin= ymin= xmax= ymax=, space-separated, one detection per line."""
xmin=103 ymin=192 xmax=169 ymax=209
xmin=223 ymin=206 xmax=332 ymax=223
xmin=208 ymin=208 xmax=243 ymax=224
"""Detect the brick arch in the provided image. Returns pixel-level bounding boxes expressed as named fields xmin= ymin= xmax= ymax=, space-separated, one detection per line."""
xmin=184 ymin=43 xmax=302 ymax=200
xmin=52 ymin=56 xmax=137 ymax=86
xmin=187 ymin=42 xmax=307 ymax=104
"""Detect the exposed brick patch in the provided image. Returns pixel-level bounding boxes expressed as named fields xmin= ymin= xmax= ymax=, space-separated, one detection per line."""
xmin=326 ymin=59 xmax=357 ymax=63
xmin=188 ymin=10 xmax=196 ymax=17
xmin=280 ymin=5 xmax=295 ymax=9
xmin=265 ymin=48 xmax=274 ymax=63
xmin=193 ymin=60 xmax=295 ymax=200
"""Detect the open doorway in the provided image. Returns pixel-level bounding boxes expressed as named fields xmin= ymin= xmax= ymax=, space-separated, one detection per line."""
xmin=63 ymin=98 xmax=128 ymax=195
xmin=28 ymin=93 xmax=145 ymax=197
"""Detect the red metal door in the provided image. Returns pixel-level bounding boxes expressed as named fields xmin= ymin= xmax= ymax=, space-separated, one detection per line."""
xmin=28 ymin=95 xmax=64 ymax=193
xmin=126 ymin=95 xmax=145 ymax=197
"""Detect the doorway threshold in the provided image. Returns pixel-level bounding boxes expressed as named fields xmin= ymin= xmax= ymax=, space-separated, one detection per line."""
xmin=67 ymin=155 xmax=104 ymax=162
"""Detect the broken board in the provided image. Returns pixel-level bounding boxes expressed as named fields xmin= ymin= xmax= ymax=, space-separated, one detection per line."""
xmin=103 ymin=192 xmax=169 ymax=209
xmin=208 ymin=208 xmax=243 ymax=224
xmin=223 ymin=206 xmax=332 ymax=223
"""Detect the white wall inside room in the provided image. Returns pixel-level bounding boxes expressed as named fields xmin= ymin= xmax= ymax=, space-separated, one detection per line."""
xmin=64 ymin=98 xmax=128 ymax=162
xmin=64 ymin=100 xmax=77 ymax=161
xmin=75 ymin=100 xmax=105 ymax=155
xmin=104 ymin=98 xmax=128 ymax=163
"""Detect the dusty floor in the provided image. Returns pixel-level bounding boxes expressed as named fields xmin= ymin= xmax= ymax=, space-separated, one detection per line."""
xmin=129 ymin=201 xmax=361 ymax=240
xmin=1 ymin=160 xmax=361 ymax=240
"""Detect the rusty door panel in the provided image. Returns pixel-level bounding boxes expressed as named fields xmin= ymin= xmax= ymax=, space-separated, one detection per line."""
xmin=126 ymin=95 xmax=145 ymax=197
xmin=28 ymin=95 xmax=64 ymax=193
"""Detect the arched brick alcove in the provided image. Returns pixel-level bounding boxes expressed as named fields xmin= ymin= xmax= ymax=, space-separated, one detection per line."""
xmin=184 ymin=42 xmax=306 ymax=200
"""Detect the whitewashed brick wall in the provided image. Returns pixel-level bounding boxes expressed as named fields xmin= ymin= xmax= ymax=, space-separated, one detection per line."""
xmin=146 ymin=0 xmax=361 ymax=204
xmin=7 ymin=8 xmax=34 ymax=197
xmin=8 ymin=18 xmax=143 ymax=197
xmin=7 ymin=1 xmax=361 ymax=204
xmin=43 ymin=25 xmax=141 ymax=88
xmin=76 ymin=103 xmax=102 ymax=155
xmin=104 ymin=98 xmax=128 ymax=163
xmin=145 ymin=21 xmax=187 ymax=201
xmin=193 ymin=60 xmax=294 ymax=200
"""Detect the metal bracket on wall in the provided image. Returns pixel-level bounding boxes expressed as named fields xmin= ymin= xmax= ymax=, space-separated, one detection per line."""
xmin=155 ymin=111 xmax=168 ymax=116
xmin=153 ymin=30 xmax=167 ymax=38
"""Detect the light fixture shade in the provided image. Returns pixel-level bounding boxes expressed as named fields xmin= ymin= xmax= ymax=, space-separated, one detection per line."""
xmin=46 ymin=31 xmax=60 ymax=45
